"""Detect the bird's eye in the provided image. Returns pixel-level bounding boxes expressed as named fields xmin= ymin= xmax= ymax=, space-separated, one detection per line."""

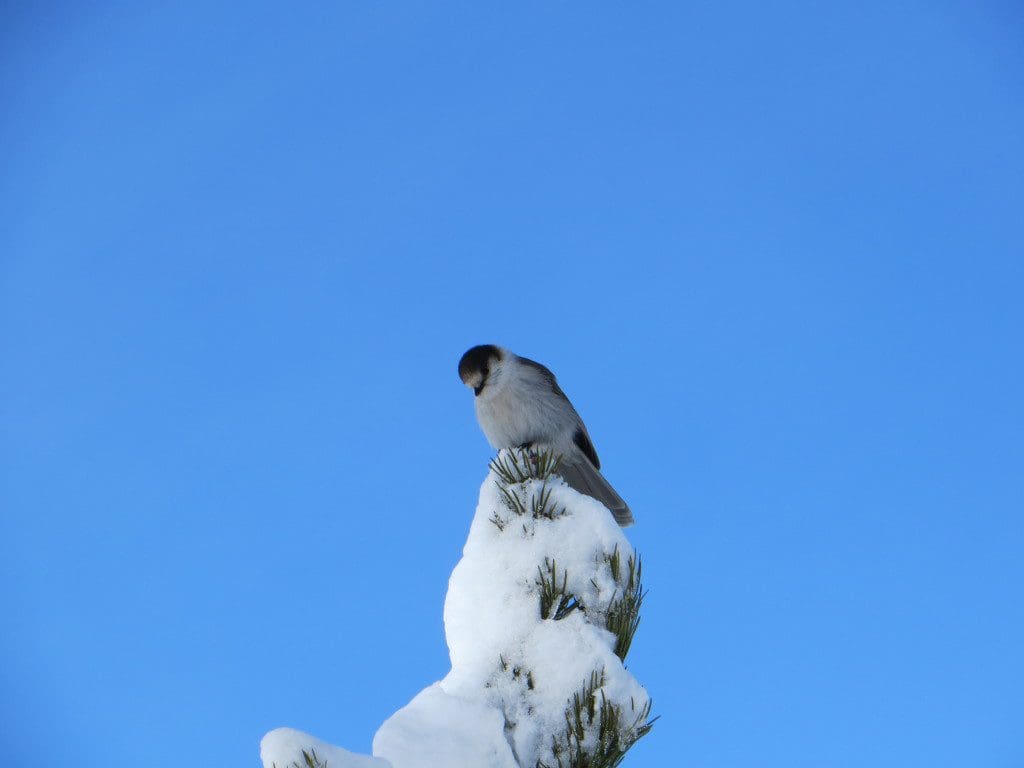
xmin=481 ymin=365 xmax=489 ymax=377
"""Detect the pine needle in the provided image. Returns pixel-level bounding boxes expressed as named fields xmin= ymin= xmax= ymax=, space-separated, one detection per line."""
xmin=538 ymin=668 xmax=656 ymax=768
xmin=603 ymin=547 xmax=646 ymax=661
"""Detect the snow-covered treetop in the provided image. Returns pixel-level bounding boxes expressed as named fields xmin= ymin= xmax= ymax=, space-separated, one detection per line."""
xmin=263 ymin=447 xmax=653 ymax=768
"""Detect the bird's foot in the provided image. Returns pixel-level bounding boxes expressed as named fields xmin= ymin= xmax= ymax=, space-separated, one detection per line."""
xmin=516 ymin=441 xmax=544 ymax=468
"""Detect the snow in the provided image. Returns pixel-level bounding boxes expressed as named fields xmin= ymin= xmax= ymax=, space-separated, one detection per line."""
xmin=261 ymin=727 xmax=391 ymax=768
xmin=372 ymin=683 xmax=518 ymax=768
xmin=261 ymin=449 xmax=650 ymax=768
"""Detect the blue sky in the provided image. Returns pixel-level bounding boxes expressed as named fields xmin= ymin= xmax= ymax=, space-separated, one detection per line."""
xmin=2 ymin=2 xmax=1022 ymax=766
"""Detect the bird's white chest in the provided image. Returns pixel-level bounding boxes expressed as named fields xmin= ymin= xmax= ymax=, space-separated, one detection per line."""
xmin=475 ymin=386 xmax=531 ymax=448
xmin=474 ymin=374 xmax=575 ymax=450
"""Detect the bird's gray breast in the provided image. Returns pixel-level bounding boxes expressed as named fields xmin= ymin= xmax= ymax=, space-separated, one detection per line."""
xmin=475 ymin=370 xmax=578 ymax=450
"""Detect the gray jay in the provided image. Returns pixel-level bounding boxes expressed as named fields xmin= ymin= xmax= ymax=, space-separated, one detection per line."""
xmin=458 ymin=345 xmax=634 ymax=527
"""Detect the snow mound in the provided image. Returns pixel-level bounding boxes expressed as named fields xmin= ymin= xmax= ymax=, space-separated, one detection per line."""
xmin=261 ymin=727 xmax=390 ymax=768
xmin=262 ymin=449 xmax=651 ymax=768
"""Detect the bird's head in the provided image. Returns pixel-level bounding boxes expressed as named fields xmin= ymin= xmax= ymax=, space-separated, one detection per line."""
xmin=458 ymin=345 xmax=504 ymax=396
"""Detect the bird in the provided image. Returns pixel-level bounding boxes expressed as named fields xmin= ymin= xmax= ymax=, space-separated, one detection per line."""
xmin=458 ymin=345 xmax=634 ymax=527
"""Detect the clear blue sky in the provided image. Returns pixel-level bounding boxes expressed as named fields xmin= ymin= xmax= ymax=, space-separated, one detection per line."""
xmin=2 ymin=3 xmax=1022 ymax=767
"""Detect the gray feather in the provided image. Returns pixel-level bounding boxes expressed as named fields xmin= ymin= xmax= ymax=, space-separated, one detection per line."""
xmin=558 ymin=453 xmax=634 ymax=527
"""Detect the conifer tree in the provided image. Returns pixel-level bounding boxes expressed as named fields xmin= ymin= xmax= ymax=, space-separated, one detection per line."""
xmin=487 ymin=447 xmax=655 ymax=768
xmin=262 ymin=447 xmax=655 ymax=768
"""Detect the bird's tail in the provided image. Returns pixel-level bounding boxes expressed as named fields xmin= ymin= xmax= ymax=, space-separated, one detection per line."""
xmin=557 ymin=455 xmax=634 ymax=527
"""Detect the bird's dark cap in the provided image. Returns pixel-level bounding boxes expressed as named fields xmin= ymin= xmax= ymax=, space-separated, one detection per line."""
xmin=458 ymin=344 xmax=503 ymax=384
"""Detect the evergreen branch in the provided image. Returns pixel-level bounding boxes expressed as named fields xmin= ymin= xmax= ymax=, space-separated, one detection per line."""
xmin=490 ymin=446 xmax=563 ymax=485
xmin=497 ymin=655 xmax=537 ymax=691
xmin=271 ymin=749 xmax=328 ymax=768
xmin=537 ymin=558 xmax=582 ymax=620
xmin=498 ymin=483 xmax=528 ymax=516
xmin=603 ymin=547 xmax=645 ymax=661
xmin=491 ymin=447 xmax=567 ymax=525
xmin=530 ymin=483 xmax=564 ymax=521
xmin=538 ymin=668 xmax=656 ymax=768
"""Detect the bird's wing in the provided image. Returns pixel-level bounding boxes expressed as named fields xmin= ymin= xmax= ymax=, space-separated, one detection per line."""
xmin=558 ymin=451 xmax=634 ymax=527
xmin=517 ymin=355 xmax=601 ymax=468
xmin=516 ymin=355 xmax=569 ymax=400
xmin=572 ymin=426 xmax=600 ymax=470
